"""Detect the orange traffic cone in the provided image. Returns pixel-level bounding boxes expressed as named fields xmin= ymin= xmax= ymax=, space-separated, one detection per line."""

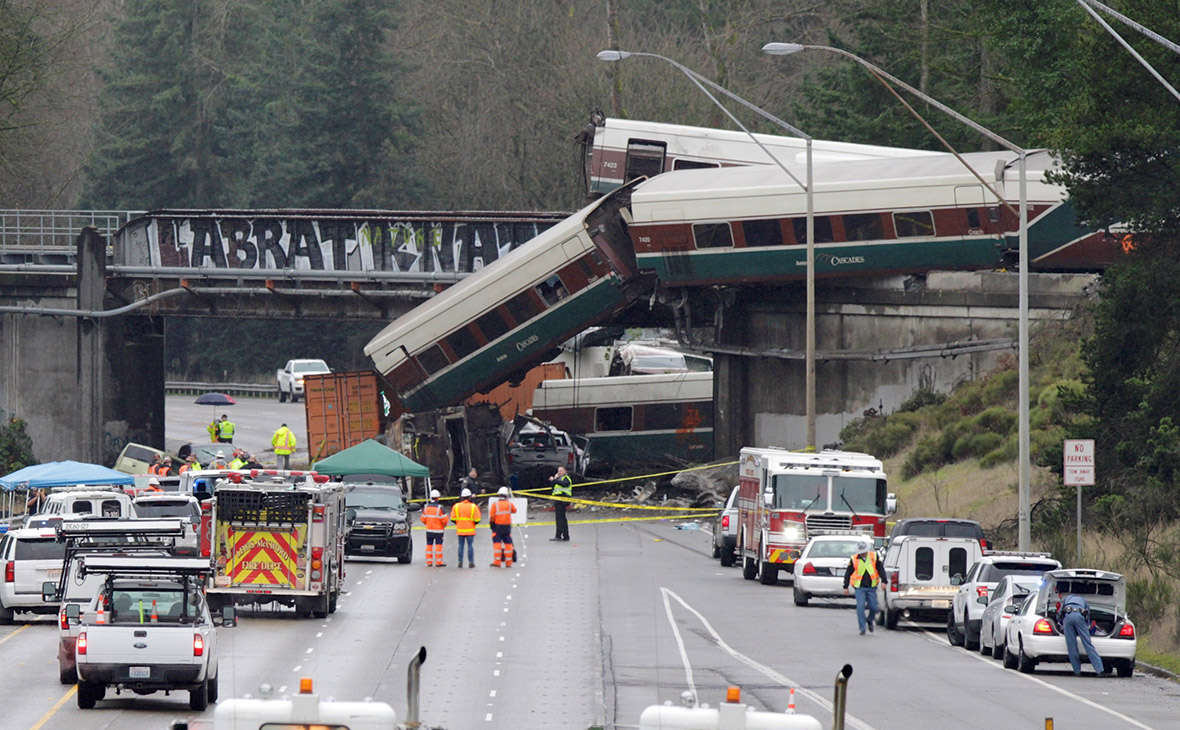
xmin=96 ymin=597 xmax=106 ymax=625
xmin=150 ymin=600 xmax=158 ymax=623
xmin=786 ymin=687 xmax=796 ymax=714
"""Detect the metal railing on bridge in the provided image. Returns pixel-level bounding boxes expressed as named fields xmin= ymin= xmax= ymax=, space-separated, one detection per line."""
xmin=165 ymin=381 xmax=274 ymax=397
xmin=0 ymin=210 xmax=143 ymax=256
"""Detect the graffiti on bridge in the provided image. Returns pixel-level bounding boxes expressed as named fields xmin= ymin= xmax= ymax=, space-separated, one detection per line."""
xmin=132 ymin=216 xmax=560 ymax=274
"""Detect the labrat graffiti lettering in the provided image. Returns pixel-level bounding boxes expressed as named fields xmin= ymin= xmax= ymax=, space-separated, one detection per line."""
xmin=121 ymin=214 xmax=562 ymax=274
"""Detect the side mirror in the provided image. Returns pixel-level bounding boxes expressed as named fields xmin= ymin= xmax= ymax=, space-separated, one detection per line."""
xmin=762 ymin=490 xmax=773 ymax=508
xmin=42 ymin=581 xmax=60 ymax=602
xmin=407 ymin=502 xmax=423 ymax=512
xmin=950 ymin=574 xmax=963 ymax=586
xmin=220 ymin=606 xmax=238 ymax=628
xmin=977 ymin=595 xmax=989 ymax=605
xmin=65 ymin=603 xmax=81 ymax=620
xmin=345 ymin=507 xmax=357 ymax=526
xmin=885 ymin=492 xmax=897 ymax=515
xmin=1004 ymin=604 xmax=1019 ymax=614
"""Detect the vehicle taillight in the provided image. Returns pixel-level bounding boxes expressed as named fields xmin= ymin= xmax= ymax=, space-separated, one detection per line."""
xmin=980 ymin=539 xmax=989 ymax=551
xmin=890 ymin=571 xmax=899 ymax=593
xmin=312 ymin=547 xmax=323 ymax=579
xmin=567 ymin=453 xmax=574 ymax=468
xmin=721 ymin=515 xmax=730 ymax=529
xmin=313 ymin=504 xmax=325 ymax=523
xmin=60 ymin=607 xmax=70 ymax=631
xmin=1033 ymin=618 xmax=1055 ymax=635
xmin=4 ymin=561 xmax=12 ymax=583
xmin=77 ymin=632 xmax=87 ymax=655
xmin=193 ymin=634 xmax=204 ymax=656
xmin=1118 ymin=621 xmax=1135 ymax=638
xmin=976 ymin=586 xmax=988 ymax=598
xmin=801 ymin=562 xmax=817 ymax=576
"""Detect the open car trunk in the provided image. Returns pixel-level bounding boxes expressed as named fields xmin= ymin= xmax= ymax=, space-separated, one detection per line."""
xmin=1037 ymin=569 xmax=1126 ymax=637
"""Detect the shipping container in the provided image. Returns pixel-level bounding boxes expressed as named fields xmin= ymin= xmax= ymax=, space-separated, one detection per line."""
xmin=463 ymin=362 xmax=567 ymax=421
xmin=304 ymin=371 xmax=402 ymax=460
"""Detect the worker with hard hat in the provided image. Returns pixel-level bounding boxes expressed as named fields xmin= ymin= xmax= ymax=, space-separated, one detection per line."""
xmin=272 ymin=422 xmax=297 ymax=470
xmin=842 ymin=539 xmax=882 ymax=635
xmin=216 ymin=414 xmax=235 ymax=444
xmin=178 ymin=453 xmax=201 ymax=473
xmin=421 ymin=489 xmax=449 ymax=567
xmin=489 ymin=486 xmax=518 ymax=567
xmin=208 ymin=450 xmax=228 ymax=469
xmin=449 ymin=488 xmax=481 ymax=568
xmin=146 ymin=477 xmax=163 ymax=493
xmin=228 ymin=449 xmax=248 ymax=470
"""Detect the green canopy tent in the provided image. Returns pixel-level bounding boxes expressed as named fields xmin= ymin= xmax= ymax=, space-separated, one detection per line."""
xmin=313 ymin=439 xmax=429 ymax=488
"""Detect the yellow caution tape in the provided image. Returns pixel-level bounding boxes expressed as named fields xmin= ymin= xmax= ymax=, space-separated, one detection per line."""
xmin=527 ymin=492 xmax=719 ymax=512
xmin=408 ymin=511 xmax=717 ymax=531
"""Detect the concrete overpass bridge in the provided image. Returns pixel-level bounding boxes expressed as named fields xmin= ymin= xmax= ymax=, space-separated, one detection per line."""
xmin=0 ymin=209 xmax=1096 ymax=467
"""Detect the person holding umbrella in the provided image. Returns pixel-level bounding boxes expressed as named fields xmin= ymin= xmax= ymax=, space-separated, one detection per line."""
xmin=216 ymin=414 xmax=235 ymax=444
xmin=195 ymin=392 xmax=236 ymax=443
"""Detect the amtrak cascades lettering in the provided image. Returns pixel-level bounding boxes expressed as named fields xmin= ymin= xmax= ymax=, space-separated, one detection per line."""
xmin=132 ymin=216 xmax=557 ymax=274
xmin=515 ymin=334 xmax=539 ymax=352
xmin=817 ymin=254 xmax=866 ymax=267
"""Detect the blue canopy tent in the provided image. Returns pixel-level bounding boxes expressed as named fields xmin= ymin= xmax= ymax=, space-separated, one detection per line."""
xmin=1 ymin=461 xmax=134 ymax=526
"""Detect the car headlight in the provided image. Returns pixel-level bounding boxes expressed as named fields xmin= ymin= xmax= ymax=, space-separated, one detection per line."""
xmin=391 ymin=522 xmax=408 ymax=534
xmin=783 ymin=523 xmax=804 ymax=542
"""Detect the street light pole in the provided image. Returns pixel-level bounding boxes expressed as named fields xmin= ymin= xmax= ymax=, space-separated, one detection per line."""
xmin=597 ymin=49 xmax=818 ymax=450
xmin=763 ymin=42 xmax=1032 ymax=549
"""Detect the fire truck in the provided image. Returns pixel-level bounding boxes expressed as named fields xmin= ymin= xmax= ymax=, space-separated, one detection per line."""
xmin=736 ymin=448 xmax=891 ymax=586
xmin=204 ymin=470 xmax=348 ymax=618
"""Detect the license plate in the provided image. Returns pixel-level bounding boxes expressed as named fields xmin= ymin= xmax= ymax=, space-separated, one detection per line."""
xmin=129 ymin=666 xmax=150 ymax=679
xmin=832 ymin=568 xmax=845 ymax=577
xmin=360 ymin=545 xmax=375 ymax=552
xmin=933 ymin=599 xmax=950 ymax=609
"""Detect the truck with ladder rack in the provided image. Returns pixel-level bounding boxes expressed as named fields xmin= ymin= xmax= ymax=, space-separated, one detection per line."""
xmin=206 ymin=470 xmax=347 ymax=618
xmin=736 ymin=448 xmax=893 ymax=586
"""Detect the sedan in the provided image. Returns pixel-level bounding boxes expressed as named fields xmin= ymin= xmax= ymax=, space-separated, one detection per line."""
xmin=1002 ymin=569 xmax=1136 ymax=677
xmin=793 ymin=535 xmax=863 ymax=607
xmin=979 ymin=576 xmax=1040 ymax=659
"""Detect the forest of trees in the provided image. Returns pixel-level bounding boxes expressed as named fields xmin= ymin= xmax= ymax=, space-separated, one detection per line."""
xmin=4 ymin=1 xmax=1180 ymax=538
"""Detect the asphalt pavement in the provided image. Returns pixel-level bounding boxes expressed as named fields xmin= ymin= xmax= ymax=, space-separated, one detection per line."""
xmin=166 ymin=394 xmax=310 ymax=468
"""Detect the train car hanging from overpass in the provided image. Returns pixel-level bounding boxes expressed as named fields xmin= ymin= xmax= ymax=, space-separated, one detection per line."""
xmin=626 ymin=149 xmax=1121 ymax=285
xmin=579 ymin=116 xmax=939 ymax=198
xmin=364 ymin=180 xmax=652 ymax=414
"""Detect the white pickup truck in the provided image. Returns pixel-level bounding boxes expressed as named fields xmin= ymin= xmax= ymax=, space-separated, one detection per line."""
xmin=276 ymin=359 xmax=331 ymax=403
xmin=72 ymin=555 xmax=236 ymax=711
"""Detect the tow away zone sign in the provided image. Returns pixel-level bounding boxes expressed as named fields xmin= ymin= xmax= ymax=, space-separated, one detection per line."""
xmin=1063 ymin=439 xmax=1095 ymax=486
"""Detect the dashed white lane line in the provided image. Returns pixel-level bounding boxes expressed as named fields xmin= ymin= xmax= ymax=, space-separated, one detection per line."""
xmin=305 ymin=647 xmax=314 ymax=654
xmin=315 ymin=632 xmax=323 ymax=638
xmin=494 ymin=670 xmax=500 ymax=676
xmin=292 ymin=665 xmax=302 ymax=672
xmin=485 ymin=713 xmax=493 ymax=721
xmin=490 ymin=690 xmax=496 ymax=697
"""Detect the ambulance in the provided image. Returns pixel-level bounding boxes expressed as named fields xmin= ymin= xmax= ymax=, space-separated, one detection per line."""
xmin=205 ymin=470 xmax=347 ymax=618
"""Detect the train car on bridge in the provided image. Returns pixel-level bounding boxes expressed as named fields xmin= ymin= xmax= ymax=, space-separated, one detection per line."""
xmin=580 ymin=116 xmax=938 ymax=197
xmin=364 ymin=181 xmax=652 ymax=413
xmin=625 ymin=149 xmax=1120 ymax=285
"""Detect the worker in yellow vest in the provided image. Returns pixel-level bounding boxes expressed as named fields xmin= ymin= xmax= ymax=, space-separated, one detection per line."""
xmin=272 ymin=423 xmax=297 ymax=470
xmin=449 ymin=488 xmax=481 ymax=569
xmin=420 ymin=490 xmax=449 ymax=567
xmin=488 ymin=487 xmax=518 ymax=567
xmin=842 ymin=540 xmax=882 ymax=635
xmin=216 ymin=414 xmax=235 ymax=443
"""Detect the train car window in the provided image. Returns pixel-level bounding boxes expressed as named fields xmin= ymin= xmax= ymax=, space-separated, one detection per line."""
xmin=966 ymin=208 xmax=982 ymax=229
xmin=673 ymin=159 xmax=720 ymax=170
xmin=535 ymin=275 xmax=570 ymax=306
xmin=742 ymin=219 xmax=783 ymax=247
xmin=625 ymin=139 xmax=666 ymax=182
xmin=893 ymin=211 xmax=935 ymax=238
xmin=844 ymin=213 xmax=884 ymax=241
xmin=595 ymin=406 xmax=633 ymax=432
xmin=504 ymin=292 xmax=542 ymax=325
xmin=693 ymin=223 xmax=733 ymax=249
xmin=475 ymin=310 xmax=511 ymax=343
xmin=645 ymin=402 xmax=713 ymax=431
xmin=576 ymin=257 xmax=599 ymax=283
xmin=416 ymin=345 xmax=450 ymax=376
xmin=791 ymin=216 xmax=835 ymax=243
xmin=445 ymin=326 xmax=480 ymax=361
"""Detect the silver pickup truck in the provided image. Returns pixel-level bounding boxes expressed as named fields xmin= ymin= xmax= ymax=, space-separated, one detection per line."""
xmin=506 ymin=415 xmax=589 ymax=485
xmin=71 ymin=555 xmax=236 ymax=711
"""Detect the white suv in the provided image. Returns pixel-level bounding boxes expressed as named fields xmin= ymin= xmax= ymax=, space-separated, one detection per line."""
xmin=0 ymin=527 xmax=67 ymax=624
xmin=710 ymin=486 xmax=739 ymax=567
xmin=948 ymin=551 xmax=1060 ymax=650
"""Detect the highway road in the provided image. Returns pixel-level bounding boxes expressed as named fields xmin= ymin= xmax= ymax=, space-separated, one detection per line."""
xmin=165 ymin=395 xmax=312 ymax=469
xmin=2 ymin=519 xmax=1179 ymax=730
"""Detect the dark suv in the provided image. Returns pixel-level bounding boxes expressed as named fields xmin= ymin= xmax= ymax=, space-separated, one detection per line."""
xmin=344 ymin=482 xmax=422 ymax=563
xmin=889 ymin=518 xmax=987 ymax=550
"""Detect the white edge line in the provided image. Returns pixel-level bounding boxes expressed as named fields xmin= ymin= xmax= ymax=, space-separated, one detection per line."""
xmin=660 ymin=586 xmax=698 ymax=705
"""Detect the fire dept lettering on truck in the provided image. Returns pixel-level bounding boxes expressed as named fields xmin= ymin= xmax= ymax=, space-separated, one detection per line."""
xmin=220 ymin=524 xmax=307 ymax=587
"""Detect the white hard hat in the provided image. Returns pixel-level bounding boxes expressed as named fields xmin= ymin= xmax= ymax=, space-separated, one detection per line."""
xmin=461 ymin=488 xmax=472 ymax=498
xmin=430 ymin=489 xmax=441 ymax=499
xmin=216 ymin=450 xmax=225 ymax=458
xmin=856 ymin=540 xmax=871 ymax=553
xmin=148 ymin=477 xmax=160 ymax=486
xmin=497 ymin=487 xmax=509 ymax=497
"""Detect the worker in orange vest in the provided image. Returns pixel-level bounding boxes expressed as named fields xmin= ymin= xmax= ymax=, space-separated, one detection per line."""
xmin=449 ymin=488 xmax=481 ymax=569
xmin=420 ymin=489 xmax=449 ymax=567
xmin=489 ymin=487 xmax=518 ymax=567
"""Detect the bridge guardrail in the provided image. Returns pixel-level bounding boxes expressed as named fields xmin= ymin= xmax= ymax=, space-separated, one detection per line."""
xmin=165 ymin=381 xmax=275 ymax=397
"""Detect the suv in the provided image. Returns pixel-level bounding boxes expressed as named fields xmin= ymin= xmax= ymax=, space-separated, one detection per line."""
xmin=132 ymin=495 xmax=202 ymax=554
xmin=948 ymin=551 xmax=1061 ymax=650
xmin=889 ymin=518 xmax=987 ymax=549
xmin=344 ymin=482 xmax=422 ymax=563
xmin=37 ymin=487 xmax=137 ymax=521
xmin=711 ymin=486 xmax=739 ymax=567
xmin=0 ymin=526 xmax=67 ymax=624
xmin=879 ymin=535 xmax=984 ymax=629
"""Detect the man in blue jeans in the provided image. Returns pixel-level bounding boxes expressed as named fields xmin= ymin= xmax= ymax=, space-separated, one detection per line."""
xmin=1059 ymin=594 xmax=1105 ymax=675
xmin=842 ymin=540 xmax=881 ymax=635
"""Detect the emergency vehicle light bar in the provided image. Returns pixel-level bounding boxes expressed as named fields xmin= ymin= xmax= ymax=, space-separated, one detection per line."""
xmin=56 ymin=518 xmax=187 ymax=540
xmin=80 ymin=555 xmax=212 ymax=577
xmin=47 ymin=484 xmax=126 ymax=493
xmin=983 ymin=550 xmax=1053 ymax=559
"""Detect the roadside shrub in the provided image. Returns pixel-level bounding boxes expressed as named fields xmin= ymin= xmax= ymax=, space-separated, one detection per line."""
xmin=901 ymin=433 xmax=945 ymax=479
xmin=898 ymin=388 xmax=947 ymax=413
xmin=974 ymin=407 xmax=1017 ymax=435
xmin=979 ymin=436 xmax=1018 ymax=469
xmin=980 ymin=369 xmax=1019 ymax=406
xmin=0 ymin=412 xmax=36 ymax=476
xmin=1127 ymin=577 xmax=1175 ymax=635
xmin=952 ymin=431 xmax=1004 ymax=461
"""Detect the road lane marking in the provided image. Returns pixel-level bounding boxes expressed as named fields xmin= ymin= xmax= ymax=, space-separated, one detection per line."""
xmin=0 ymin=624 xmax=30 ymax=646
xmin=912 ymin=629 xmax=1158 ymax=729
xmin=660 ymin=586 xmax=699 ymax=705
xmin=27 ymin=685 xmax=76 ymax=730
xmin=662 ymin=587 xmax=879 ymax=730
xmin=293 ymin=665 xmax=302 ymax=671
